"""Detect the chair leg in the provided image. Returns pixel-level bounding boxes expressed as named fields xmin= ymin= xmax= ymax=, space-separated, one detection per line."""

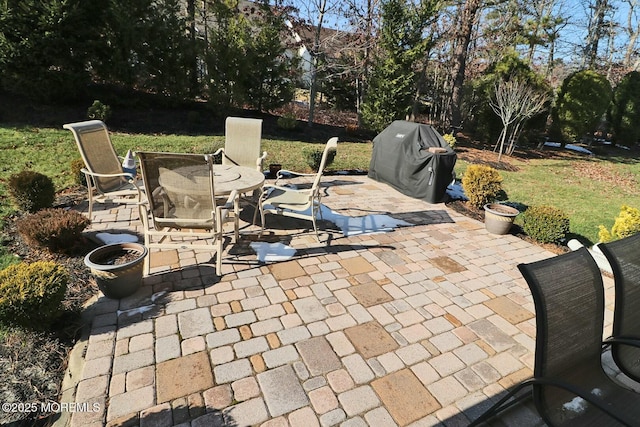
xmin=234 ymin=198 xmax=240 ymax=242
xmin=87 ymin=186 xmax=94 ymax=218
xmin=216 ymin=238 xmax=223 ymax=276
xmin=259 ymin=204 xmax=266 ymax=237
xmin=311 ymin=207 xmax=319 ymax=242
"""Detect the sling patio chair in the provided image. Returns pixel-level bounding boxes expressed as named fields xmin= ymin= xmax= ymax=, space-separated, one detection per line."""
xmin=599 ymin=233 xmax=640 ymax=384
xmin=64 ymin=120 xmax=141 ymax=218
xmin=259 ymin=137 xmax=337 ymax=242
xmin=136 ymin=151 xmax=239 ymax=276
xmin=470 ymin=247 xmax=640 ymax=426
xmin=214 ymin=117 xmax=267 ymax=171
xmin=214 ymin=117 xmax=267 ymax=224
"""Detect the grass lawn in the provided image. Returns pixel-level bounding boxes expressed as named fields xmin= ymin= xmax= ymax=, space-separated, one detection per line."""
xmin=1 ymin=125 xmax=639 ymax=246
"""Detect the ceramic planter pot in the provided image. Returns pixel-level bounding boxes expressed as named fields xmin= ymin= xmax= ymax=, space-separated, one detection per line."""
xmin=84 ymin=242 xmax=148 ymax=299
xmin=269 ymin=163 xmax=282 ymax=179
xmin=484 ymin=203 xmax=519 ymax=235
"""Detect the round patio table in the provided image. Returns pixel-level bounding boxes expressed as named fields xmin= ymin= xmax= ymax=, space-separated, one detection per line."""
xmin=158 ymin=164 xmax=264 ymax=198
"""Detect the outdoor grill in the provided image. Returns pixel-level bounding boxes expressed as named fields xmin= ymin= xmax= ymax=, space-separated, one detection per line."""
xmin=368 ymin=120 xmax=457 ymax=203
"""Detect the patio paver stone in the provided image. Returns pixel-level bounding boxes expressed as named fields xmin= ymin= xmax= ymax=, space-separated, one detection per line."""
xmin=349 ymin=283 xmax=394 ymax=308
xmin=156 ymin=351 xmax=214 ymax=403
xmin=372 ymin=368 xmax=441 ymax=426
xmin=344 ymin=321 xmax=399 ymax=359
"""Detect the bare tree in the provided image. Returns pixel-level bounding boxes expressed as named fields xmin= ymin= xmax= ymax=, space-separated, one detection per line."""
xmin=582 ymin=0 xmax=614 ymax=68
xmin=490 ymin=78 xmax=548 ymax=161
xmin=623 ymin=0 xmax=640 ymax=68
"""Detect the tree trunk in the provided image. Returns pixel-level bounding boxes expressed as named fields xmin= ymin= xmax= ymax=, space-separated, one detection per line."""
xmin=307 ymin=0 xmax=328 ymax=127
xmin=449 ymin=0 xmax=482 ymax=130
xmin=583 ymin=0 xmax=610 ymax=69
xmin=187 ymin=0 xmax=199 ymax=97
xmin=623 ymin=0 xmax=640 ymax=67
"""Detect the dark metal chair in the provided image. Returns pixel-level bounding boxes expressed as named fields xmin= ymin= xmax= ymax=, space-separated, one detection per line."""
xmin=470 ymin=247 xmax=640 ymax=426
xmin=599 ymin=233 xmax=640 ymax=384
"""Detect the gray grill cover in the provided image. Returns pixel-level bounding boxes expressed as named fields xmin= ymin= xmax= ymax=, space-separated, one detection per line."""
xmin=368 ymin=121 xmax=456 ymax=203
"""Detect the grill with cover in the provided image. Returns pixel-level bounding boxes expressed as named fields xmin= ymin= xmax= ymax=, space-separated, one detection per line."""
xmin=368 ymin=121 xmax=457 ymax=203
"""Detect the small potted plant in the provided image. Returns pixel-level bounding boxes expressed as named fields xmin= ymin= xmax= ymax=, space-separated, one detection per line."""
xmin=84 ymin=242 xmax=148 ymax=299
xmin=461 ymin=164 xmax=519 ymax=235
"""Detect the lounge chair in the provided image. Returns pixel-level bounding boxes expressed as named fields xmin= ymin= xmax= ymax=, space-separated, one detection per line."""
xmin=136 ymin=152 xmax=239 ymax=276
xmin=599 ymin=233 xmax=640 ymax=384
xmin=63 ymin=120 xmax=140 ymax=218
xmin=259 ymin=137 xmax=337 ymax=242
xmin=470 ymin=247 xmax=640 ymax=426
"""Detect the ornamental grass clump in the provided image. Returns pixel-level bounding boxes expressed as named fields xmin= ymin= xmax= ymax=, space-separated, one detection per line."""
xmin=0 ymin=261 xmax=68 ymax=329
xmin=16 ymin=208 xmax=91 ymax=254
xmin=522 ymin=205 xmax=570 ymax=244
xmin=461 ymin=164 xmax=503 ymax=209
xmin=598 ymin=205 xmax=640 ymax=242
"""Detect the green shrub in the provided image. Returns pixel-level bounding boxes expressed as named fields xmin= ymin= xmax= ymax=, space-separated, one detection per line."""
xmin=87 ymin=100 xmax=111 ymax=122
xmin=70 ymin=158 xmax=87 ymax=186
xmin=551 ymin=70 xmax=612 ymax=143
xmin=7 ymin=170 xmax=56 ymax=213
xmin=522 ymin=205 xmax=570 ymax=243
xmin=0 ymin=261 xmax=68 ymax=329
xmin=16 ymin=208 xmax=91 ymax=253
xmin=442 ymin=133 xmax=457 ymax=148
xmin=608 ymin=71 xmax=640 ymax=146
xmin=302 ymin=146 xmax=336 ymax=172
xmin=277 ymin=113 xmax=298 ymax=130
xmin=598 ymin=205 xmax=640 ymax=242
xmin=461 ymin=165 xmax=503 ymax=209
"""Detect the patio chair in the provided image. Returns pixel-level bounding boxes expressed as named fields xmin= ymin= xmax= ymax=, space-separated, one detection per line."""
xmin=259 ymin=137 xmax=337 ymax=242
xmin=599 ymin=233 xmax=640 ymax=384
xmin=470 ymin=247 xmax=640 ymax=426
xmin=214 ymin=117 xmax=267 ymax=171
xmin=136 ymin=152 xmax=239 ymax=276
xmin=63 ymin=120 xmax=140 ymax=218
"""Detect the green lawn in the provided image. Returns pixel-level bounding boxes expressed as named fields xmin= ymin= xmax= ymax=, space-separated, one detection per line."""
xmin=1 ymin=125 xmax=639 ymax=246
xmin=454 ymin=151 xmax=640 ymax=245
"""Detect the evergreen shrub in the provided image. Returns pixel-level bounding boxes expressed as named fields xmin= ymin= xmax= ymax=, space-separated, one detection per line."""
xmin=0 ymin=261 xmax=68 ymax=329
xmin=303 ymin=146 xmax=336 ymax=172
xmin=7 ymin=171 xmax=56 ymax=213
xmin=522 ymin=205 xmax=570 ymax=244
xmin=598 ymin=205 xmax=640 ymax=242
xmin=461 ymin=165 xmax=503 ymax=209
xmin=87 ymin=100 xmax=111 ymax=122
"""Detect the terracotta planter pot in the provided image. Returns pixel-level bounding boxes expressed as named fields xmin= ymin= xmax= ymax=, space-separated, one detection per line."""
xmin=84 ymin=242 xmax=148 ymax=299
xmin=484 ymin=203 xmax=519 ymax=235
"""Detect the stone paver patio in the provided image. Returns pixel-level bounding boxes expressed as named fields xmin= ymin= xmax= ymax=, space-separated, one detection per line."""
xmin=54 ymin=174 xmax=629 ymax=427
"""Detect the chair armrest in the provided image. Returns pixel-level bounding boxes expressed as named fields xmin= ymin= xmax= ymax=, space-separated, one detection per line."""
xmin=276 ymin=169 xmax=315 ymax=178
xmin=603 ymin=336 xmax=640 ymax=349
xmin=81 ymin=167 xmax=135 ymax=181
xmin=262 ymin=183 xmax=307 ymax=194
xmin=213 ymin=148 xmax=225 ymax=156
xmin=217 ymin=189 xmax=239 ymax=221
xmin=274 ymin=169 xmax=316 ymax=185
xmin=256 ymin=151 xmax=268 ymax=171
xmin=222 ymin=189 xmax=239 ymax=209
